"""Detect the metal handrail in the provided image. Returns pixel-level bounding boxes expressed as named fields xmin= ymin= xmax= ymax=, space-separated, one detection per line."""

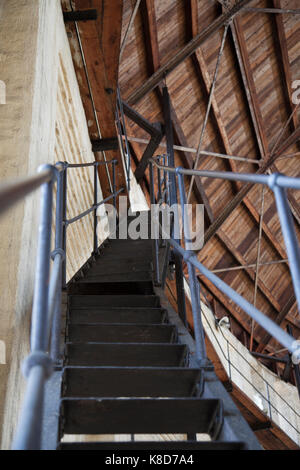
xmin=10 ymin=159 xmax=121 ymax=450
xmin=198 ymin=289 xmax=300 ymax=435
xmin=167 ymin=280 xmax=300 ymax=437
xmin=0 ymin=169 xmax=54 ymax=216
xmin=148 ymin=156 xmax=300 ymax=363
xmin=116 ymin=87 xmax=131 ymax=191
xmin=65 ymin=188 xmax=123 ymax=226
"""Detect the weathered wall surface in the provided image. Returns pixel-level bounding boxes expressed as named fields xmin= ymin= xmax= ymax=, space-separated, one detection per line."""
xmin=0 ymin=0 xmax=102 ymax=448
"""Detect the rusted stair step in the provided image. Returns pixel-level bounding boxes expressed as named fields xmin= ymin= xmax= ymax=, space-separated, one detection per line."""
xmin=60 ymin=398 xmax=222 ymax=436
xmin=67 ymin=323 xmax=178 ymax=343
xmin=64 ymin=343 xmax=188 ymax=367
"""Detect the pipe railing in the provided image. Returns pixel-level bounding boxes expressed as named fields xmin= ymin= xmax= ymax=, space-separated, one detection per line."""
xmin=61 ymin=159 xmax=119 ymax=286
xmin=149 ymin=157 xmax=300 ymax=366
xmin=4 ymin=150 xmax=300 ymax=448
xmin=172 ymin=278 xmax=300 ymax=440
xmin=116 ymin=88 xmax=131 ymax=192
xmin=9 ymin=159 xmax=121 ymax=450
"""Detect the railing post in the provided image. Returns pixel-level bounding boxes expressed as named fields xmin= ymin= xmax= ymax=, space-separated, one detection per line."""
xmin=112 ymin=160 xmax=117 ymax=211
xmin=13 ymin=165 xmax=55 ymax=450
xmin=266 ymin=382 xmax=272 ymax=420
xmin=30 ymin=173 xmax=54 ymax=352
xmin=150 ymin=162 xmax=160 ymax=285
xmin=50 ymin=164 xmax=65 ymax=362
xmin=270 ymin=175 xmax=300 ymax=311
xmin=117 ymin=87 xmax=131 ymax=192
xmin=287 ymin=324 xmax=300 ymax=399
xmin=93 ymin=163 xmax=98 ymax=254
xmin=177 ymin=169 xmax=207 ymax=361
xmin=62 ymin=163 xmax=68 ymax=289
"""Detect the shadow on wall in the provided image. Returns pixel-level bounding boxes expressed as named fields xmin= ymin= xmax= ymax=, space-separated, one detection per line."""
xmin=0 ymin=341 xmax=5 ymax=364
xmin=0 ymin=81 xmax=5 ymax=105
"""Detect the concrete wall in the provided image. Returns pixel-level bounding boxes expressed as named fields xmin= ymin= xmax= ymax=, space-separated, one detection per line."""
xmin=0 ymin=0 xmax=103 ymax=449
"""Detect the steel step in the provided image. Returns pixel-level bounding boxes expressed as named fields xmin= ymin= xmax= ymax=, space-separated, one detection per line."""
xmin=69 ymin=295 xmax=160 ymax=309
xmin=68 ymin=308 xmax=167 ymax=324
xmin=62 ymin=367 xmax=201 ymax=398
xmin=68 ymin=281 xmax=154 ymax=296
xmin=87 ymin=259 xmax=152 ymax=272
xmin=60 ymin=398 xmax=222 ymax=435
xmin=105 ymin=238 xmax=153 ymax=249
xmin=64 ymin=343 xmax=188 ymax=367
xmin=58 ymin=441 xmax=245 ymax=450
xmin=82 ymin=271 xmax=152 ymax=283
xmin=67 ymin=324 xmax=178 ymax=343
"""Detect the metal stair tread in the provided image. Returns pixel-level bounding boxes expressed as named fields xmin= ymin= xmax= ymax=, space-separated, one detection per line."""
xmin=57 ymin=441 xmax=245 ymax=450
xmin=68 ymin=308 xmax=168 ymax=324
xmin=62 ymin=366 xmax=201 ymax=398
xmin=64 ymin=342 xmax=188 ymax=367
xmin=60 ymin=397 xmax=222 ymax=435
xmin=69 ymin=294 xmax=160 ymax=308
xmin=67 ymin=323 xmax=178 ymax=343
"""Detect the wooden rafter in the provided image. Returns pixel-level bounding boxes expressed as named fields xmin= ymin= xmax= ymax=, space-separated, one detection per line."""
xmin=207 ymin=1 xmax=300 ymax=346
xmin=139 ymin=0 xmax=214 ymax=225
xmin=185 ymin=1 xmax=287 ymax=251
xmin=71 ymin=0 xmax=126 ymax=198
xmin=271 ymin=0 xmax=299 ymax=131
xmin=128 ymin=0 xmax=253 ymax=106
xmin=221 ymin=0 xmax=300 ymax=230
xmin=230 ymin=17 xmax=270 ymax=158
xmin=184 ymin=1 xmax=294 ymax=333
xmin=199 ymin=276 xmax=254 ymax=336
xmin=203 ymin=124 xmax=300 ymax=245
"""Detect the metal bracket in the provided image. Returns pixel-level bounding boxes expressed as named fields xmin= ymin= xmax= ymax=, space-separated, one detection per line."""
xmin=63 ymin=9 xmax=98 ymax=23
xmin=91 ymin=137 xmax=119 ymax=152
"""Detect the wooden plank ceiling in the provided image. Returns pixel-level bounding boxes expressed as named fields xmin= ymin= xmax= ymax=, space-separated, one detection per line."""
xmin=62 ymin=0 xmax=300 ymax=386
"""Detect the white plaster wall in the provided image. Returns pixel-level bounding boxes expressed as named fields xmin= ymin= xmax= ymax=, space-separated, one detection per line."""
xmin=0 ymin=0 xmax=106 ymax=448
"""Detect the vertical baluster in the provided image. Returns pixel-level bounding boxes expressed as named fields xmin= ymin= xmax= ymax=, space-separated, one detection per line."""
xmin=62 ymin=163 xmax=68 ymax=289
xmin=271 ymin=178 xmax=300 ymax=311
xmin=50 ymin=164 xmax=65 ymax=362
xmin=150 ymin=162 xmax=160 ymax=285
xmin=177 ymin=170 xmax=207 ymax=362
xmin=112 ymin=160 xmax=117 ymax=210
xmin=93 ymin=163 xmax=98 ymax=254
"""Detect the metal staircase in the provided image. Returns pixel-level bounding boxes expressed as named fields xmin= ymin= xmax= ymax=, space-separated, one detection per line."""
xmin=6 ymin=149 xmax=300 ymax=450
xmin=56 ymin=220 xmax=259 ymax=450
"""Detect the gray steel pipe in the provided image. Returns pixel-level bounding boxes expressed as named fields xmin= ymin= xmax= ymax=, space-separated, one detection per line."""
xmin=12 ymin=366 xmax=46 ymax=450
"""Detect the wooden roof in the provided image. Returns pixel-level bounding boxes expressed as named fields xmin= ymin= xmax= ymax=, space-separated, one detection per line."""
xmin=62 ymin=1 xmax=300 ymax=385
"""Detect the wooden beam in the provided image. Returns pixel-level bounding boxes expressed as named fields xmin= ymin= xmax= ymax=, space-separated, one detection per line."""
xmin=230 ymin=18 xmax=270 ymax=158
xmin=74 ymin=0 xmax=126 ymax=198
xmin=199 ymin=276 xmax=253 ymax=336
xmin=271 ymin=0 xmax=299 ymax=130
xmin=63 ymin=9 xmax=98 ymax=22
xmin=122 ymin=100 xmax=162 ymax=136
xmin=62 ymin=3 xmax=98 ymax=139
xmin=203 ymin=125 xmax=300 ymax=246
xmin=245 ymin=7 xmax=300 ymax=15
xmin=186 ymin=1 xmax=287 ymax=260
xmin=169 ymin=102 xmax=214 ymax=224
xmin=217 ymin=229 xmax=282 ymax=313
xmin=139 ymin=0 xmax=214 ymax=224
xmin=91 ymin=137 xmax=119 ymax=152
xmin=135 ymin=125 xmax=164 ymax=181
xmin=140 ymin=0 xmax=160 ymax=73
xmin=256 ymin=295 xmax=296 ymax=353
xmin=221 ymin=0 xmax=300 ymax=231
xmin=128 ymin=0 xmax=253 ymax=105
